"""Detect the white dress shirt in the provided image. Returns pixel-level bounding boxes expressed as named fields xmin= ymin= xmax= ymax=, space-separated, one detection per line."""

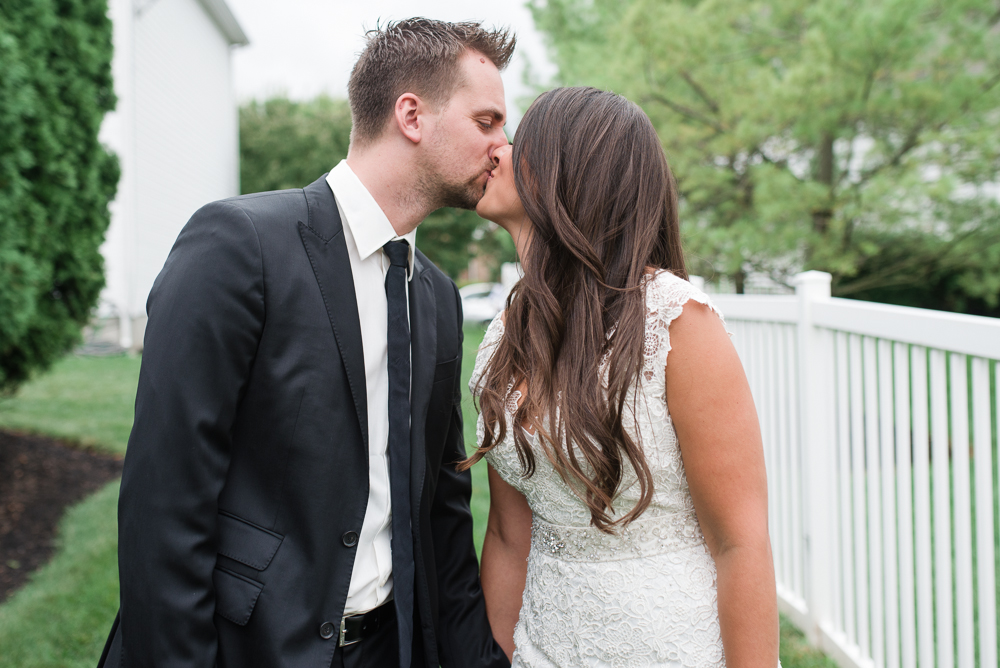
xmin=326 ymin=160 xmax=416 ymax=615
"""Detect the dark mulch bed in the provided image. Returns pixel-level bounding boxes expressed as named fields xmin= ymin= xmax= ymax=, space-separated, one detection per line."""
xmin=0 ymin=430 xmax=123 ymax=601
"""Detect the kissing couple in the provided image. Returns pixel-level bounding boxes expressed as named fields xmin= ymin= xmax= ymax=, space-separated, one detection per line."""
xmin=98 ymin=17 xmax=780 ymax=668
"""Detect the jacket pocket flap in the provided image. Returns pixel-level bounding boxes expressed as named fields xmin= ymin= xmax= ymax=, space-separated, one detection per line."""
xmin=217 ymin=512 xmax=283 ymax=570
xmin=433 ymin=355 xmax=459 ymax=382
xmin=213 ymin=566 xmax=263 ymax=626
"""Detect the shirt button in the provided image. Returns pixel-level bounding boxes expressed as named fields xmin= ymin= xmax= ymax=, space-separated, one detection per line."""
xmin=319 ymin=621 xmax=336 ymax=639
xmin=342 ymin=531 xmax=359 ymax=547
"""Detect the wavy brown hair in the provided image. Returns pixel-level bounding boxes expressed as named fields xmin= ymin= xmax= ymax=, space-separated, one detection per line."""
xmin=461 ymin=87 xmax=686 ymax=532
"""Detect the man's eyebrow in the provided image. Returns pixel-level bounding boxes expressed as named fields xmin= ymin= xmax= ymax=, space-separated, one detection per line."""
xmin=475 ymin=107 xmax=506 ymax=123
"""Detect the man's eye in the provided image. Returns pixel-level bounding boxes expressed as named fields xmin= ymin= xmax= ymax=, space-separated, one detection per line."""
xmin=479 ymin=121 xmax=493 ymax=130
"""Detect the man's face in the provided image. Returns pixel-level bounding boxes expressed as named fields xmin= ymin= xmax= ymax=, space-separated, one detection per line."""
xmin=420 ymin=50 xmax=508 ymax=210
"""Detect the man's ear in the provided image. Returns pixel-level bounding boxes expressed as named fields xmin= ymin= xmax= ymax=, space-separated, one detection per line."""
xmin=394 ymin=92 xmax=423 ymax=144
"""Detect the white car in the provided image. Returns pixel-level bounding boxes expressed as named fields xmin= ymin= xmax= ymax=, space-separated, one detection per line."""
xmin=460 ymin=282 xmax=506 ymax=325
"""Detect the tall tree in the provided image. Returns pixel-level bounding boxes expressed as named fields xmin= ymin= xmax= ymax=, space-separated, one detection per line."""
xmin=0 ymin=0 xmax=119 ymax=391
xmin=532 ymin=0 xmax=1000 ymax=311
xmin=240 ymin=96 xmax=353 ymax=195
xmin=239 ymin=96 xmax=513 ymax=281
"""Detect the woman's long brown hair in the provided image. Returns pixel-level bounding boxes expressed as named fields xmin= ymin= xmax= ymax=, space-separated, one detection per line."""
xmin=460 ymin=87 xmax=687 ymax=532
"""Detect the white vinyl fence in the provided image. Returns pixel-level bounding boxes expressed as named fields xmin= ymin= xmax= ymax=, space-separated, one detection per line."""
xmin=711 ymin=272 xmax=1000 ymax=668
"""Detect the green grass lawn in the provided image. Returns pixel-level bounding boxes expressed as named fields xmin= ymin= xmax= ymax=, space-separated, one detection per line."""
xmin=0 ymin=329 xmax=835 ymax=667
xmin=0 ymin=355 xmax=138 ymax=667
xmin=0 ymin=355 xmax=140 ymax=456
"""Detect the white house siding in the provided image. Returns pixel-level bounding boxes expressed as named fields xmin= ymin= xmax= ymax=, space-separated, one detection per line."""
xmin=98 ymin=0 xmax=245 ymax=349
xmin=131 ymin=0 xmax=239 ymax=341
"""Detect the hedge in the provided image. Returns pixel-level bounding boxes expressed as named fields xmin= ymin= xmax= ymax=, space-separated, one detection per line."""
xmin=0 ymin=0 xmax=118 ymax=391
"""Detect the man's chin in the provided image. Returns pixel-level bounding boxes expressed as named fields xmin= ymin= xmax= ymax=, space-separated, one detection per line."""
xmin=441 ymin=183 xmax=486 ymax=211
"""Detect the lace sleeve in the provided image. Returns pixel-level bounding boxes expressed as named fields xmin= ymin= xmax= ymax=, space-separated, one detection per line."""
xmin=469 ymin=311 xmax=505 ymax=397
xmin=641 ymin=271 xmax=728 ymax=386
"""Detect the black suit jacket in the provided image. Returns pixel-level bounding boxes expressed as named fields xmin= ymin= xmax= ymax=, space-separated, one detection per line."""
xmin=98 ymin=175 xmax=508 ymax=668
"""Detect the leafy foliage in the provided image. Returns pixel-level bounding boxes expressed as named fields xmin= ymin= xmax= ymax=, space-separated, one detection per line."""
xmin=239 ymin=95 xmax=514 ymax=280
xmin=0 ymin=0 xmax=118 ymax=391
xmin=531 ymin=0 xmax=1000 ymax=311
xmin=239 ymin=96 xmax=353 ymax=195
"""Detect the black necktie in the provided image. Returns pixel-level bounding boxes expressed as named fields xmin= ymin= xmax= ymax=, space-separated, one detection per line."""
xmin=383 ymin=239 xmax=414 ymax=668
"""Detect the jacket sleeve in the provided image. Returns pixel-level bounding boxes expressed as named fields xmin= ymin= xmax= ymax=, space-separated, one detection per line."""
xmin=430 ymin=285 xmax=510 ymax=668
xmin=117 ymin=201 xmax=265 ymax=667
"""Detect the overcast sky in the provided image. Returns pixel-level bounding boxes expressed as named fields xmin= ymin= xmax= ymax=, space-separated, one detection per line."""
xmin=224 ymin=0 xmax=558 ymax=127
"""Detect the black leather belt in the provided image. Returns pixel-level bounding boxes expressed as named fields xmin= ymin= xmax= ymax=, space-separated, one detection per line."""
xmin=339 ymin=600 xmax=395 ymax=647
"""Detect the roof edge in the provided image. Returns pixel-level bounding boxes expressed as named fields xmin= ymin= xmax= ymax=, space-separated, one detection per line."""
xmin=197 ymin=0 xmax=249 ymax=46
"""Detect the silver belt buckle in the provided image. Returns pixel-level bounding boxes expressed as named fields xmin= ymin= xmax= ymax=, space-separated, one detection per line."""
xmin=339 ymin=616 xmax=362 ymax=647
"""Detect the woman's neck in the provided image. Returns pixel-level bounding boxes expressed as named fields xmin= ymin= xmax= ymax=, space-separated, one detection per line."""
xmin=505 ymin=216 xmax=532 ymax=263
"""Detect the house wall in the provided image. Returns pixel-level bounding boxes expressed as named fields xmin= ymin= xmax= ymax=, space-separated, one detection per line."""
xmin=132 ymin=0 xmax=239 ymax=318
xmin=97 ymin=0 xmax=138 ymax=344
xmin=99 ymin=0 xmax=241 ymax=348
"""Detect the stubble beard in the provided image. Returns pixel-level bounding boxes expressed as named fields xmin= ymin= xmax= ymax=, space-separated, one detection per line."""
xmin=419 ymin=161 xmax=493 ymax=211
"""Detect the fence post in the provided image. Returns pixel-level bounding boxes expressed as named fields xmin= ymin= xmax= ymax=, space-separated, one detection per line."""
xmin=791 ymin=270 xmax=833 ymax=646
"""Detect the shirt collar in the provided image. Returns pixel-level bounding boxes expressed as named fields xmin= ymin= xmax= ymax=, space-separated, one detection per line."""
xmin=326 ymin=160 xmax=416 ymax=279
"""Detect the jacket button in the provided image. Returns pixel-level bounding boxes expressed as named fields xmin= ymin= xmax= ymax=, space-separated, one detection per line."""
xmin=319 ymin=621 xmax=336 ymax=639
xmin=342 ymin=531 xmax=359 ymax=547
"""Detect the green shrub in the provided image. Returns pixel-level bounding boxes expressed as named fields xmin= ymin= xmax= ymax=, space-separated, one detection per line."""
xmin=0 ymin=0 xmax=118 ymax=392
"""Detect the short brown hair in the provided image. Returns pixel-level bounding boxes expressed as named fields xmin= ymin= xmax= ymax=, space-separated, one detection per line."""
xmin=348 ymin=18 xmax=515 ymax=144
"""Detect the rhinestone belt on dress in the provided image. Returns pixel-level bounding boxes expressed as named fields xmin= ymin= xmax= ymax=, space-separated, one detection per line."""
xmin=531 ymin=511 xmax=706 ymax=562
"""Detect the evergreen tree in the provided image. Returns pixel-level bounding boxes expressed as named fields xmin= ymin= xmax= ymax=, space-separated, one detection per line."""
xmin=0 ymin=0 xmax=119 ymax=391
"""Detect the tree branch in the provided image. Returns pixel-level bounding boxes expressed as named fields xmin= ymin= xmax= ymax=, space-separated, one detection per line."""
xmin=679 ymin=71 xmax=721 ymax=114
xmin=855 ymin=125 xmax=923 ymax=185
xmin=833 ymin=226 xmax=981 ymax=295
xmin=642 ymin=93 xmax=727 ymax=134
xmin=850 ymin=68 xmax=998 ymax=190
xmin=981 ymin=69 xmax=1000 ymax=95
xmin=757 ymin=149 xmax=806 ymax=182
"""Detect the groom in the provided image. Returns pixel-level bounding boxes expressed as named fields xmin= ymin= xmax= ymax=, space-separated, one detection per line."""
xmin=97 ymin=18 xmax=513 ymax=668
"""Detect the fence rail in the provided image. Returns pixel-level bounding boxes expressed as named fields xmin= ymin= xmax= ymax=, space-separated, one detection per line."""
xmin=711 ymin=272 xmax=1000 ymax=668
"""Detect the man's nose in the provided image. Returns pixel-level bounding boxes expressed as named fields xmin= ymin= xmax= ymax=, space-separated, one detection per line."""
xmin=489 ymin=142 xmax=505 ymax=166
xmin=493 ymin=130 xmax=509 ymax=153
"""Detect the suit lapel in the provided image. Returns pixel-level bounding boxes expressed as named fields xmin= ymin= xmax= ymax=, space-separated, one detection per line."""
xmin=408 ymin=254 xmax=436 ymax=509
xmin=298 ymin=175 xmax=369 ymax=448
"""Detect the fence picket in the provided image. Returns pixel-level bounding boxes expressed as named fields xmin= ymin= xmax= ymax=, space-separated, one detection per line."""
xmin=930 ymin=349 xmax=954 ymax=668
xmin=911 ymin=347 xmax=934 ymax=668
xmin=995 ymin=362 xmax=1000 ymax=668
xmin=836 ymin=332 xmax=856 ymax=645
xmin=789 ymin=324 xmax=805 ymax=600
xmin=971 ymin=357 xmax=996 ymax=668
xmin=878 ymin=339 xmax=900 ymax=668
xmin=893 ymin=342 xmax=916 ymax=668
xmin=949 ymin=354 xmax=976 ymax=666
xmin=950 ymin=354 xmax=975 ymax=668
xmin=864 ymin=337 xmax=886 ymax=666
xmin=769 ymin=324 xmax=790 ymax=591
xmin=754 ymin=324 xmax=781 ymax=583
xmin=851 ymin=334 xmax=871 ymax=655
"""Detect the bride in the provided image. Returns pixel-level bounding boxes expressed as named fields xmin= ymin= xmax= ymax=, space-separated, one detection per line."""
xmin=464 ymin=86 xmax=780 ymax=667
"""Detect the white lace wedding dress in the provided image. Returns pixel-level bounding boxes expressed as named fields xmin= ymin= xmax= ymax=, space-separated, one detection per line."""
xmin=471 ymin=271 xmax=731 ymax=668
